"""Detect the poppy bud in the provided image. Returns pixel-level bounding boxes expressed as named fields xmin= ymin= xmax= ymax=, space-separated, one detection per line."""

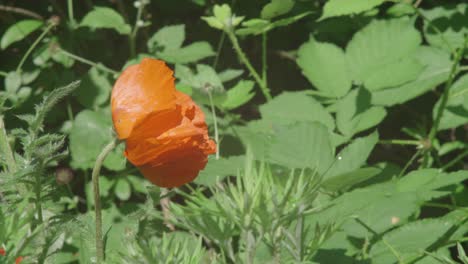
xmin=55 ymin=166 xmax=74 ymax=185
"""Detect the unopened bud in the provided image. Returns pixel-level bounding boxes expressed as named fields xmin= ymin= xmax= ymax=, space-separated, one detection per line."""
xmin=56 ymin=167 xmax=74 ymax=185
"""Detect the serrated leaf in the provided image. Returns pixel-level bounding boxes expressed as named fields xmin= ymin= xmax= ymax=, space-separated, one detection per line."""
xmin=70 ymin=109 xmax=125 ymax=170
xmin=319 ymin=0 xmax=385 ymax=20
xmin=268 ymin=122 xmax=334 ymax=173
xmin=261 ymin=0 xmax=294 ymax=20
xmin=346 ymin=18 xmax=421 ymax=85
xmin=157 ymin=41 xmax=215 ymax=64
xmin=324 ymin=131 xmax=378 ymax=180
xmin=194 ymin=155 xmax=245 ymax=186
xmin=76 ymin=67 xmax=112 ymax=109
xmin=434 ymin=74 xmax=468 ymax=130
xmin=147 ymin=24 xmax=185 ymax=52
xmin=80 ymin=7 xmax=131 ymax=35
xmin=1 ymin=19 xmax=43 ymax=49
xmin=421 ymin=3 xmax=468 ymax=53
xmin=218 ymin=68 xmax=243 ymax=82
xmin=369 ymin=219 xmax=455 ymax=263
xmin=114 ymin=178 xmax=131 ymax=201
xmin=222 ymin=80 xmax=255 ymax=110
xmin=364 ymin=58 xmax=425 ymax=91
xmin=297 ymin=38 xmax=351 ymax=98
xmin=260 ymin=91 xmax=335 ymax=130
xmin=336 ymin=88 xmax=386 ymax=136
xmin=372 ymin=47 xmax=452 ymax=106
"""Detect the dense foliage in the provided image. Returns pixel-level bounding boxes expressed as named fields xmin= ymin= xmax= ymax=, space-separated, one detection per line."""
xmin=0 ymin=0 xmax=467 ymax=263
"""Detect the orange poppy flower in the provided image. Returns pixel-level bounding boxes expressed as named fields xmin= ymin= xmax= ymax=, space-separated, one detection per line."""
xmin=0 ymin=248 xmax=5 ymax=256
xmin=16 ymin=256 xmax=23 ymax=264
xmin=111 ymin=58 xmax=216 ymax=187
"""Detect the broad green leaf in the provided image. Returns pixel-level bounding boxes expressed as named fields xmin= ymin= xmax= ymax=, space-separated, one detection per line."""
xmin=157 ymin=41 xmax=215 ymax=64
xmin=222 ymin=80 xmax=255 ymax=110
xmin=70 ymin=110 xmax=126 ymax=170
xmin=236 ymin=120 xmax=274 ymax=160
xmin=372 ymin=47 xmax=452 ymax=106
xmin=369 ymin=219 xmax=455 ymax=263
xmin=80 ymin=7 xmax=131 ymax=35
xmin=363 ymin=58 xmax=425 ymax=91
xmin=324 ymin=131 xmax=378 ymax=179
xmin=260 ymin=91 xmax=335 ymax=130
xmin=76 ymin=67 xmax=112 ymax=109
xmin=218 ymin=68 xmax=243 ymax=82
xmin=1 ymin=19 xmax=43 ymax=49
xmin=5 ymin=72 xmax=21 ymax=93
xmin=268 ymin=122 xmax=334 ymax=173
xmin=297 ymin=38 xmax=351 ymax=98
xmin=397 ymin=169 xmax=468 ymax=200
xmin=438 ymin=141 xmax=467 ymax=156
xmin=346 ymin=18 xmax=421 ymax=85
xmin=114 ymin=178 xmax=131 ymax=201
xmin=147 ymin=24 xmax=185 ymax=52
xmin=261 ymin=0 xmax=294 ymax=20
xmin=387 ymin=2 xmax=416 ymax=17
xmin=194 ymin=156 xmax=245 ymax=186
xmin=319 ymin=0 xmax=385 ymax=20
xmin=434 ymin=74 xmax=468 ymax=130
xmin=336 ymin=89 xmax=386 ymax=136
xmin=322 ymin=167 xmax=381 ymax=192
xmin=421 ymin=4 xmax=468 ymax=53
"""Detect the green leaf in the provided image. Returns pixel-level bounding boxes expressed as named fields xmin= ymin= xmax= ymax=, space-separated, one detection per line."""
xmin=297 ymin=38 xmax=351 ymax=98
xmin=319 ymin=0 xmax=385 ymax=20
xmin=80 ymin=7 xmax=131 ymax=35
xmin=194 ymin=156 xmax=245 ymax=186
xmin=1 ymin=19 xmax=43 ymax=49
xmin=322 ymin=167 xmax=381 ymax=192
xmin=5 ymin=72 xmax=22 ymax=93
xmin=336 ymin=88 xmax=386 ymax=136
xmin=324 ymin=131 xmax=378 ymax=180
xmin=70 ymin=110 xmax=126 ymax=170
xmin=237 ymin=12 xmax=311 ymax=36
xmin=222 ymin=80 xmax=255 ymax=110
xmin=260 ymin=91 xmax=335 ymax=130
xmin=369 ymin=219 xmax=455 ymax=263
xmin=372 ymin=47 xmax=452 ymax=106
xmin=147 ymin=24 xmax=185 ymax=52
xmin=261 ymin=0 xmax=294 ymax=20
xmin=421 ymin=3 xmax=468 ymax=53
xmin=218 ymin=68 xmax=243 ymax=82
xmin=363 ymin=58 xmax=425 ymax=91
xmin=114 ymin=178 xmax=131 ymax=201
xmin=76 ymin=67 xmax=112 ymax=109
xmin=346 ymin=18 xmax=421 ymax=85
xmin=157 ymin=41 xmax=215 ymax=64
xmin=434 ymin=74 xmax=468 ymax=130
xmin=268 ymin=122 xmax=334 ymax=174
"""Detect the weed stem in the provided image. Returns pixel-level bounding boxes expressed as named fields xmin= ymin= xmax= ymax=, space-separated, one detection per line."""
xmin=16 ymin=21 xmax=55 ymax=72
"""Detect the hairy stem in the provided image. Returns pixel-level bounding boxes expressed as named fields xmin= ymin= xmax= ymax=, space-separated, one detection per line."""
xmin=67 ymin=0 xmax=77 ymax=28
xmin=129 ymin=1 xmax=145 ymax=58
xmin=262 ymin=32 xmax=268 ymax=88
xmin=92 ymin=138 xmax=119 ymax=263
xmin=0 ymin=116 xmax=17 ymax=173
xmin=208 ymin=92 xmax=220 ymax=159
xmin=227 ymin=31 xmax=272 ymax=101
xmin=58 ymin=48 xmax=119 ymax=75
xmin=16 ymin=22 xmax=55 ymax=72
xmin=428 ymin=38 xmax=467 ymax=142
xmin=0 ymin=5 xmax=44 ymax=20
xmin=379 ymin=139 xmax=421 ymax=146
xmin=442 ymin=149 xmax=468 ymax=171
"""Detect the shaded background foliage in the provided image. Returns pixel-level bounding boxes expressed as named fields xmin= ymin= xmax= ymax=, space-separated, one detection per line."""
xmin=0 ymin=0 xmax=468 ymax=263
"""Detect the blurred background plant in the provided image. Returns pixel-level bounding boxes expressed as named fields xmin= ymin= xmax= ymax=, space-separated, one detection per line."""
xmin=0 ymin=0 xmax=467 ymax=263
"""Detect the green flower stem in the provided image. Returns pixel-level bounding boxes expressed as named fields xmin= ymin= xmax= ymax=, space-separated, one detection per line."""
xmin=16 ymin=21 xmax=55 ymax=72
xmin=92 ymin=138 xmax=119 ymax=263
xmin=227 ymin=31 xmax=272 ymax=101
xmin=129 ymin=1 xmax=145 ymax=58
xmin=0 ymin=115 xmax=17 ymax=173
xmin=379 ymin=139 xmax=421 ymax=146
xmin=428 ymin=38 xmax=467 ymax=143
xmin=67 ymin=0 xmax=77 ymax=28
xmin=208 ymin=92 xmax=220 ymax=159
xmin=212 ymin=31 xmax=226 ymax=69
xmin=58 ymin=48 xmax=119 ymax=75
xmin=262 ymin=32 xmax=268 ymax=87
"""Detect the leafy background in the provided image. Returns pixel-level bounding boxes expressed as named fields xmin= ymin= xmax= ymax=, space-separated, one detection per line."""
xmin=0 ymin=0 xmax=467 ymax=263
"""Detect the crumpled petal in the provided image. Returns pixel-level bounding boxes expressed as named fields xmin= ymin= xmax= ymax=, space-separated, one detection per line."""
xmin=111 ymin=58 xmax=216 ymax=187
